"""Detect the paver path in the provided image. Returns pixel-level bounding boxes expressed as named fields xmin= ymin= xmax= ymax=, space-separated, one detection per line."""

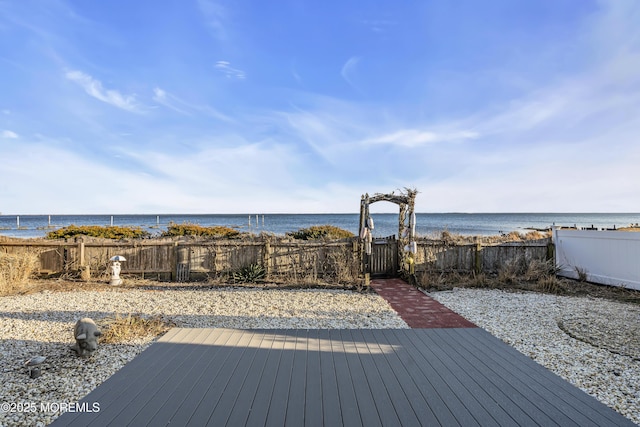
xmin=370 ymin=278 xmax=477 ymax=328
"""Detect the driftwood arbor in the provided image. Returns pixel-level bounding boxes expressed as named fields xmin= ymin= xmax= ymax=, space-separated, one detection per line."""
xmin=359 ymin=189 xmax=418 ymax=281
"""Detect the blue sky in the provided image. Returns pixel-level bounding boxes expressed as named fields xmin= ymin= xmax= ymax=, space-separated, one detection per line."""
xmin=1 ymin=0 xmax=639 ymax=214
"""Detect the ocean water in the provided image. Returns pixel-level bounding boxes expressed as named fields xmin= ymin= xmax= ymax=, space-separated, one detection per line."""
xmin=1 ymin=213 xmax=639 ymax=239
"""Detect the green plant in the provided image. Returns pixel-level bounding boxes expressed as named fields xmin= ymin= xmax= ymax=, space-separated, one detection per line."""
xmin=232 ymin=263 xmax=266 ymax=283
xmin=46 ymin=225 xmax=150 ymax=240
xmin=161 ymin=223 xmax=241 ymax=238
xmin=287 ymin=225 xmax=354 ymax=240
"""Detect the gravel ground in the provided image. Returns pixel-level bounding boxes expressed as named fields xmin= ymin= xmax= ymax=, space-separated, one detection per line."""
xmin=0 ymin=286 xmax=407 ymax=427
xmin=430 ymin=288 xmax=640 ymax=425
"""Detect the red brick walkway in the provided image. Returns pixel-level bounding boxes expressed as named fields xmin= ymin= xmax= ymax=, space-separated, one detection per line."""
xmin=370 ymin=278 xmax=477 ymax=328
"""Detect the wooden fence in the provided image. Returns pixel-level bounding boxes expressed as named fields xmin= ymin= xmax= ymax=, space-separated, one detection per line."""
xmin=0 ymin=237 xmax=360 ymax=283
xmin=413 ymin=238 xmax=553 ymax=274
xmin=0 ymin=237 xmax=553 ymax=283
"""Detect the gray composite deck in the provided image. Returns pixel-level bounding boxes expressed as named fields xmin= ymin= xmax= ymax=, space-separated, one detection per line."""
xmin=51 ymin=328 xmax=634 ymax=427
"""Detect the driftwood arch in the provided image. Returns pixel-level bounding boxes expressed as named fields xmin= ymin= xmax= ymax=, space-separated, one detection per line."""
xmin=359 ymin=188 xmax=418 ymax=278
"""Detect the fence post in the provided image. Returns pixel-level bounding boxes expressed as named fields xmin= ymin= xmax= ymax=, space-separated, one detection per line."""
xmin=76 ymin=237 xmax=90 ymax=281
xmin=549 ymin=226 xmax=557 ymax=266
xmin=175 ymin=245 xmax=190 ymax=282
xmin=474 ymin=242 xmax=482 ymax=274
xmin=352 ymin=240 xmax=359 ymax=282
xmin=263 ymin=240 xmax=272 ymax=278
xmin=171 ymin=242 xmax=178 ymax=281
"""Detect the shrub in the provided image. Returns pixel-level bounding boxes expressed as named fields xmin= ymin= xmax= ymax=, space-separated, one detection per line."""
xmin=46 ymin=225 xmax=150 ymax=240
xmin=287 ymin=225 xmax=354 ymax=240
xmin=0 ymin=251 xmax=39 ymax=295
xmin=161 ymin=223 xmax=241 ymax=238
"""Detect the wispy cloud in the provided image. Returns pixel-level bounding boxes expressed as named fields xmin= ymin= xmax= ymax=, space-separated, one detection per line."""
xmin=276 ymin=99 xmax=371 ymax=166
xmin=152 ymin=87 xmax=190 ymax=115
xmin=364 ymin=129 xmax=478 ymax=148
xmin=1 ymin=130 xmax=18 ymax=139
xmin=65 ymin=70 xmax=141 ymax=112
xmin=215 ymin=61 xmax=246 ymax=79
xmin=341 ymin=56 xmax=361 ymax=90
xmin=152 ymin=86 xmax=234 ymax=122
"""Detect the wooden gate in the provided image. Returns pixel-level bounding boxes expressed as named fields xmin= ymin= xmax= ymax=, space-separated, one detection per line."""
xmin=370 ymin=236 xmax=398 ymax=278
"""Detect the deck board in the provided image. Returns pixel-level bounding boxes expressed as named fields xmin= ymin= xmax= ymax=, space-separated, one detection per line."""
xmin=145 ymin=328 xmax=235 ymax=426
xmin=316 ymin=329 xmax=341 ymax=427
xmin=343 ymin=329 xmax=383 ymax=427
xmin=380 ymin=329 xmax=459 ymax=425
xmin=420 ymin=329 xmax=548 ymax=426
xmin=51 ymin=328 xmax=636 ymax=427
xmin=264 ymin=331 xmax=296 ymax=427
xmin=383 ymin=329 xmax=479 ymax=426
xmin=330 ymin=330 xmax=362 ymax=427
xmin=440 ymin=328 xmax=578 ymax=425
xmin=456 ymin=327 xmax=625 ymax=427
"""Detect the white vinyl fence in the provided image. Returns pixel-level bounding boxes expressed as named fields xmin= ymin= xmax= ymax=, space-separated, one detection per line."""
xmin=553 ymin=228 xmax=640 ymax=290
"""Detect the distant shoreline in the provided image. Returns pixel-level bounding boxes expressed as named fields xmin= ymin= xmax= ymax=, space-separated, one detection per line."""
xmin=1 ymin=213 xmax=639 ymax=239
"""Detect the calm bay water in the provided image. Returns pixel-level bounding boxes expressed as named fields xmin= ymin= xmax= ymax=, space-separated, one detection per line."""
xmin=1 ymin=213 xmax=639 ymax=239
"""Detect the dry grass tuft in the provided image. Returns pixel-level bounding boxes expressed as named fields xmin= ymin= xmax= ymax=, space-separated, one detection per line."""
xmin=535 ymin=276 xmax=565 ymax=294
xmin=497 ymin=257 xmax=527 ymax=284
xmin=523 ymin=259 xmax=556 ymax=281
xmin=100 ymin=313 xmax=175 ymax=344
xmin=417 ymin=269 xmax=496 ymax=291
xmin=0 ymin=251 xmax=39 ymax=296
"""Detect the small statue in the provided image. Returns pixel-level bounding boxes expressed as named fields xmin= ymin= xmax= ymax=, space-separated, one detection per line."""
xmin=109 ymin=255 xmax=126 ymax=285
xmin=72 ymin=318 xmax=102 ymax=358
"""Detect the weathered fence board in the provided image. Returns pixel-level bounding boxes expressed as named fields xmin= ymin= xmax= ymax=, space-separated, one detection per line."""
xmin=370 ymin=238 xmax=398 ymax=278
xmin=414 ymin=239 xmax=551 ymax=274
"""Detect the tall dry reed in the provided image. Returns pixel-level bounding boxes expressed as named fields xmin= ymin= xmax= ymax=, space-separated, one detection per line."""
xmin=0 ymin=251 xmax=39 ymax=295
